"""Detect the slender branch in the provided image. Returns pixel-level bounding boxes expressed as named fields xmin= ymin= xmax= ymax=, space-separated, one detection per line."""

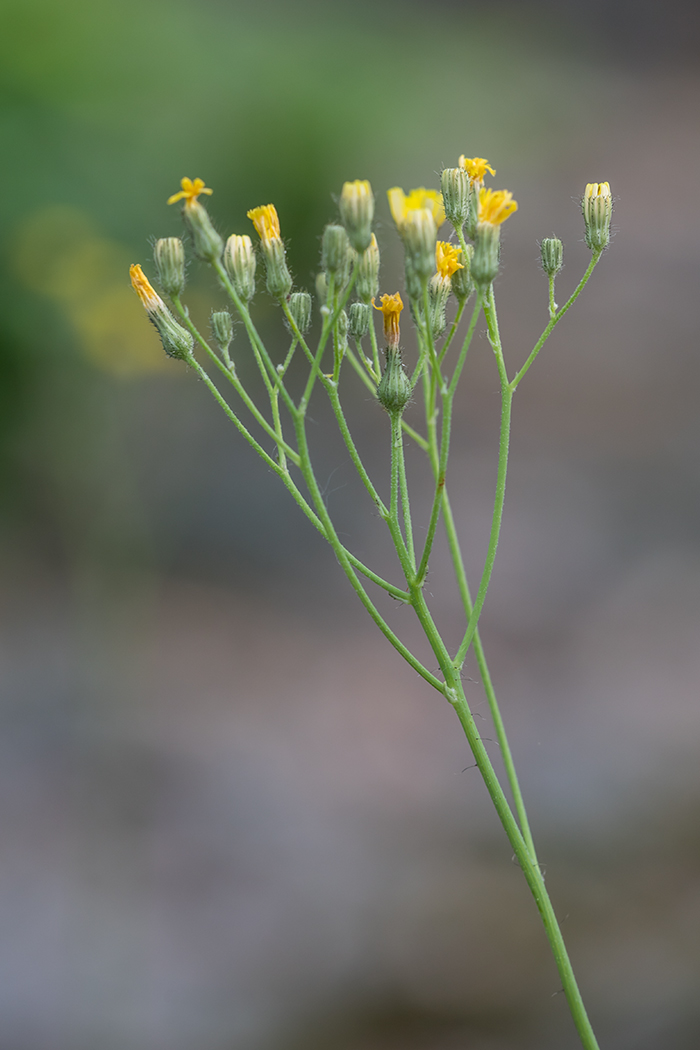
xmin=511 ymin=251 xmax=602 ymax=389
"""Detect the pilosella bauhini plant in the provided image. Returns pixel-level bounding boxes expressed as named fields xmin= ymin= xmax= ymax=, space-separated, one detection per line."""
xmin=131 ymin=165 xmax=614 ymax=1050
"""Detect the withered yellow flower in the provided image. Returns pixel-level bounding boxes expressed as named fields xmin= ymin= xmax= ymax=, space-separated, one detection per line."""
xmin=458 ymin=157 xmax=496 ymax=182
xmin=167 ymin=177 xmax=213 ymax=206
xmin=130 ymin=263 xmax=164 ymax=312
xmin=478 ymin=188 xmax=518 ymax=226
xmin=247 ymin=204 xmax=282 ymax=244
xmin=435 ymin=241 xmax=464 ymax=279
xmin=372 ymin=291 xmax=404 ymax=347
xmin=387 ymin=187 xmax=445 ymax=232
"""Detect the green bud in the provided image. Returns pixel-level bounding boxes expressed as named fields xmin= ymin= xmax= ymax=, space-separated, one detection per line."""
xmin=321 ymin=224 xmax=351 ymax=278
xmin=355 ymin=234 xmax=380 ymax=304
xmin=348 ymin=302 xmax=371 ymax=340
xmin=315 ymin=272 xmax=328 ymax=304
xmin=582 ymin=182 xmax=612 ymax=252
xmin=211 ymin=310 xmax=233 ymax=350
xmin=402 ymin=209 xmax=437 ymax=281
xmin=130 ymin=262 xmax=193 ymax=360
xmin=376 ymin=347 xmax=411 ymax=415
xmin=224 ymin=234 xmax=256 ymax=302
xmin=451 ymin=243 xmax=474 ymax=303
xmin=182 ymin=199 xmax=223 ymax=263
xmin=262 ymin=238 xmax=293 ymax=300
xmin=339 ymin=180 xmax=374 ymax=253
xmin=403 ymin=255 xmax=423 ymax=302
xmin=428 ymin=273 xmax=451 ymax=339
xmin=337 ymin=309 xmax=349 ymax=355
xmin=540 ymin=237 xmax=564 ymax=277
xmin=154 ymin=237 xmax=186 ymax=298
xmin=284 ymin=291 xmax=313 ymax=334
xmin=441 ymin=167 xmax=470 ymax=231
xmin=471 ymin=222 xmax=501 ymax=289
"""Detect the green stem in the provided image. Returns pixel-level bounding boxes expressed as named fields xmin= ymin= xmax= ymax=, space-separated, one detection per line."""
xmin=173 ymin=299 xmax=300 ymax=466
xmin=440 ymin=488 xmax=538 ymax=863
xmin=392 ymin=412 xmax=416 ymax=572
xmin=292 ymin=412 xmax=444 ymax=693
xmin=454 ymin=286 xmax=511 ymax=669
xmin=511 ymin=251 xmax=602 ymax=389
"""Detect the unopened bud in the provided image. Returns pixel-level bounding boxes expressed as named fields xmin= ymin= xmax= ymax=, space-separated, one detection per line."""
xmin=402 ymin=209 xmax=437 ymax=281
xmin=376 ymin=347 xmax=411 ymax=415
xmin=182 ymin=200 xmax=223 ymax=263
xmin=337 ymin=309 xmax=349 ymax=355
xmin=211 ymin=310 xmax=233 ymax=350
xmin=315 ymin=272 xmax=328 ymax=304
xmin=451 ymin=243 xmax=474 ymax=302
xmin=540 ymin=237 xmax=563 ymax=277
xmin=441 ymin=167 xmax=470 ymax=230
xmin=339 ymin=180 xmax=374 ymax=253
xmin=321 ymin=224 xmax=351 ymax=278
xmin=582 ymin=182 xmax=612 ymax=252
xmin=224 ymin=234 xmax=256 ymax=302
xmin=348 ymin=302 xmax=371 ymax=340
xmin=355 ymin=233 xmax=380 ymax=304
xmin=130 ymin=263 xmax=194 ymax=360
xmin=262 ymin=238 xmax=293 ymax=300
xmin=284 ymin=291 xmax=313 ymax=334
xmin=428 ymin=273 xmax=451 ymax=339
xmin=471 ymin=223 xmax=501 ymax=289
xmin=154 ymin=238 xmax=186 ymax=298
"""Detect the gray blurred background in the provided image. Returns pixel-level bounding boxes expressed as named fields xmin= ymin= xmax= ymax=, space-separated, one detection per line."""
xmin=1 ymin=0 xmax=700 ymax=1047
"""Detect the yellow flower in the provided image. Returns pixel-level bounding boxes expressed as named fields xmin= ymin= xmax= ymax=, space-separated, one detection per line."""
xmin=458 ymin=157 xmax=496 ymax=182
xmin=130 ymin=263 xmax=164 ymax=313
xmin=247 ymin=204 xmax=281 ymax=244
xmin=167 ymin=177 xmax=213 ymax=206
xmin=478 ymin=188 xmax=518 ymax=226
xmin=341 ymin=179 xmax=372 ymax=205
xmin=372 ymin=291 xmax=403 ymax=347
xmin=435 ymin=241 xmax=464 ymax=279
xmin=387 ymin=187 xmax=445 ymax=232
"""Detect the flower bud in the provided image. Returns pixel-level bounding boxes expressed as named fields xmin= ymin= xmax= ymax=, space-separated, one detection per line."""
xmin=441 ymin=167 xmax=470 ymax=231
xmin=402 ymin=208 xmax=437 ymax=282
xmin=355 ymin=233 xmax=380 ymax=304
xmin=376 ymin=347 xmax=411 ymax=415
xmin=154 ymin=237 xmax=186 ymax=298
xmin=540 ymin=237 xmax=564 ymax=276
xmin=582 ymin=182 xmax=612 ymax=252
xmin=284 ymin=291 xmax=313 ymax=334
xmin=451 ymin=243 xmax=474 ymax=303
xmin=339 ymin=180 xmax=374 ymax=253
xmin=182 ymin=199 xmax=223 ymax=263
xmin=262 ymin=238 xmax=293 ymax=300
xmin=224 ymin=234 xmax=256 ymax=302
xmin=471 ymin=223 xmax=501 ymax=289
xmin=315 ymin=272 xmax=328 ymax=304
xmin=211 ymin=310 xmax=233 ymax=351
xmin=130 ymin=263 xmax=194 ymax=360
xmin=428 ymin=273 xmax=452 ymax=338
xmin=321 ymin=224 xmax=351 ymax=278
xmin=337 ymin=309 xmax=349 ymax=355
xmin=348 ymin=302 xmax=371 ymax=340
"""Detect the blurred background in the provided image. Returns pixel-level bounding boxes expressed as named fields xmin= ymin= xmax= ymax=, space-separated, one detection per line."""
xmin=1 ymin=0 xmax=700 ymax=1047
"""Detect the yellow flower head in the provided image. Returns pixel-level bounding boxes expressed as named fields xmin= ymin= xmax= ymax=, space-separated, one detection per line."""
xmin=247 ymin=204 xmax=281 ymax=244
xmin=130 ymin=263 xmax=164 ymax=313
xmin=478 ymin=188 xmax=518 ymax=227
xmin=372 ymin=291 xmax=404 ymax=347
xmin=435 ymin=241 xmax=464 ymax=279
xmin=167 ymin=177 xmax=213 ymax=206
xmin=387 ymin=187 xmax=445 ymax=232
xmin=341 ymin=179 xmax=372 ymax=204
xmin=458 ymin=157 xmax=496 ymax=182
